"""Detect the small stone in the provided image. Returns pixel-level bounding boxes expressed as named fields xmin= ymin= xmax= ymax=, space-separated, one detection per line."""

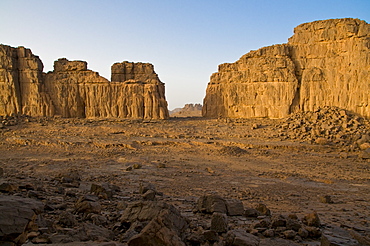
xmin=359 ymin=148 xmax=370 ymax=159
xmin=211 ymin=212 xmax=228 ymax=233
xmin=302 ymin=212 xmax=321 ymax=227
xmin=205 ymin=167 xmax=215 ymax=174
xmin=339 ymin=152 xmax=348 ymax=158
xmin=157 ymin=163 xmax=166 ymax=168
xmin=226 ymin=199 xmax=244 ymax=216
xmin=283 ymin=230 xmax=297 ymax=239
xmin=75 ymin=196 xmax=102 ymax=214
xmin=315 ymin=137 xmax=329 ymax=145
xmin=252 ymin=217 xmax=271 ymax=229
xmin=225 ymin=229 xmax=259 ymax=246
xmin=132 ymin=163 xmax=142 ymax=169
xmin=0 ymin=182 xmax=17 ymax=193
xmin=271 ymin=214 xmax=286 ymax=228
xmin=117 ymin=201 xmax=127 ymax=210
xmin=252 ymin=123 xmax=259 ymax=129
xmin=142 ymin=190 xmax=156 ymax=201
xmin=263 ymin=229 xmax=275 ymax=237
xmin=91 ymin=214 xmax=108 ymax=226
xmin=359 ymin=142 xmax=370 ymax=150
xmin=286 ymin=218 xmax=302 ymax=231
xmin=255 ymin=203 xmax=271 ymax=216
xmin=288 ymin=214 xmax=298 ymax=220
xmin=320 ymin=195 xmax=334 ymax=204
xmin=244 ymin=207 xmax=260 ymax=217
xmin=305 ymin=226 xmax=322 ymax=238
xmin=298 ymin=228 xmax=309 ymax=238
xmin=58 ymin=211 xmax=77 ymax=227
xmin=139 ymin=182 xmax=156 ymax=194
xmin=197 ymin=194 xmax=227 ymax=214
xmin=203 ymin=230 xmax=219 ymax=242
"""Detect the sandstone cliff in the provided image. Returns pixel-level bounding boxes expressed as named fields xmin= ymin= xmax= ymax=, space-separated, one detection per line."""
xmin=203 ymin=18 xmax=370 ymax=118
xmin=0 ymin=46 xmax=169 ymax=119
xmin=0 ymin=45 xmax=53 ymax=117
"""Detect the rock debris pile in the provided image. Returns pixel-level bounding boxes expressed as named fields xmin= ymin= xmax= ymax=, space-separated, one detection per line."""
xmin=277 ymin=106 xmax=370 ymax=152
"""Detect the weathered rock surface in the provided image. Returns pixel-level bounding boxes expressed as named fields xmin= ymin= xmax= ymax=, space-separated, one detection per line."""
xmin=120 ymin=201 xmax=188 ymax=245
xmin=0 ymin=46 xmax=169 ymax=119
xmin=203 ymin=18 xmax=370 ymax=119
xmin=0 ymin=45 xmax=52 ymax=117
xmin=0 ymin=195 xmax=43 ymax=245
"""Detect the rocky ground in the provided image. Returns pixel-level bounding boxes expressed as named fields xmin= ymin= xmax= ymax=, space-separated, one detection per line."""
xmin=0 ymin=108 xmax=369 ymax=245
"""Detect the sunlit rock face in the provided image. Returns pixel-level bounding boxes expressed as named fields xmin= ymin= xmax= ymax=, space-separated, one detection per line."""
xmin=0 ymin=45 xmax=53 ymax=117
xmin=0 ymin=47 xmax=169 ymax=119
xmin=203 ymin=18 xmax=370 ymax=118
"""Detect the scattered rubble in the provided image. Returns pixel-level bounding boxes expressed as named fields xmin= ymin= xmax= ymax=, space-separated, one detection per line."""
xmin=278 ymin=106 xmax=370 ymax=151
xmin=0 ymin=183 xmax=367 ymax=246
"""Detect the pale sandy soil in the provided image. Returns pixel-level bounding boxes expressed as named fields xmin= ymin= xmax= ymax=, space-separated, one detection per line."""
xmin=0 ymin=117 xmax=369 ymax=244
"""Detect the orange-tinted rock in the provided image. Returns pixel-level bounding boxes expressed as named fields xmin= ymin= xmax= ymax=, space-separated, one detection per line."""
xmin=203 ymin=18 xmax=370 ymax=118
xmin=0 ymin=46 xmax=169 ymax=120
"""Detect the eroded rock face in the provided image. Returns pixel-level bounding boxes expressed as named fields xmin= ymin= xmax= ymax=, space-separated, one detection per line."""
xmin=0 ymin=45 xmax=53 ymax=117
xmin=0 ymin=46 xmax=169 ymax=119
xmin=203 ymin=18 xmax=370 ymax=118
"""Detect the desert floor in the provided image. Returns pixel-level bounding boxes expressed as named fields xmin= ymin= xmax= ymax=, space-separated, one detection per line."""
xmin=0 ymin=116 xmax=369 ymax=245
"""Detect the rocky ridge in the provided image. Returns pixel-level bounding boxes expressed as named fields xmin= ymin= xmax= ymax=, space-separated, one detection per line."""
xmin=0 ymin=46 xmax=169 ymax=119
xmin=170 ymin=103 xmax=202 ymax=117
xmin=203 ymin=18 xmax=370 ymax=119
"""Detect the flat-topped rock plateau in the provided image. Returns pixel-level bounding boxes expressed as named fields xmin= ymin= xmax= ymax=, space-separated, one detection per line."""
xmin=0 ymin=112 xmax=369 ymax=245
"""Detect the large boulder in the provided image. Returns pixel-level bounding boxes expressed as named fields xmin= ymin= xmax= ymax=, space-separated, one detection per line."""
xmin=0 ymin=195 xmax=43 ymax=245
xmin=203 ymin=18 xmax=370 ymax=119
xmin=120 ymin=201 xmax=188 ymax=245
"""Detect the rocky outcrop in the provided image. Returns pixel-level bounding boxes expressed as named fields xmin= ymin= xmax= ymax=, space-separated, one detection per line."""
xmin=170 ymin=103 xmax=202 ymax=117
xmin=0 ymin=45 xmax=53 ymax=117
xmin=203 ymin=18 xmax=370 ymax=118
xmin=0 ymin=45 xmax=169 ymax=119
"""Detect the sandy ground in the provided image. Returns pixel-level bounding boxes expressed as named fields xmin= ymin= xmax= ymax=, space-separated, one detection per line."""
xmin=0 ymin=116 xmax=369 ymax=244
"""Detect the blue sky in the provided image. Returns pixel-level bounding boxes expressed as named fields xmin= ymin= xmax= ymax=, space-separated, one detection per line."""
xmin=1 ymin=0 xmax=369 ymax=109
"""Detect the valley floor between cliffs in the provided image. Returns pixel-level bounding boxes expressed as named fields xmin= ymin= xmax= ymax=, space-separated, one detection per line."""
xmin=0 ymin=116 xmax=369 ymax=245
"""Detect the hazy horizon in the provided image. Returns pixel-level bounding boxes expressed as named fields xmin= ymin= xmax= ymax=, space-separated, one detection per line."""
xmin=1 ymin=0 xmax=369 ymax=110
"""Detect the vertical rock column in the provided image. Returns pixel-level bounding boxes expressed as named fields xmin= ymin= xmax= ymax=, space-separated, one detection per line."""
xmin=111 ymin=62 xmax=169 ymax=119
xmin=0 ymin=45 xmax=52 ymax=116
xmin=0 ymin=45 xmax=21 ymax=116
xmin=17 ymin=47 xmax=53 ymax=116
xmin=44 ymin=58 xmax=109 ymax=118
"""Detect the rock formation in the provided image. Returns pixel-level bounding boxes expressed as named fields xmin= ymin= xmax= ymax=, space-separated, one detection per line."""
xmin=170 ymin=103 xmax=202 ymax=117
xmin=0 ymin=45 xmax=169 ymax=119
xmin=0 ymin=45 xmax=52 ymax=117
xmin=203 ymin=18 xmax=370 ymax=118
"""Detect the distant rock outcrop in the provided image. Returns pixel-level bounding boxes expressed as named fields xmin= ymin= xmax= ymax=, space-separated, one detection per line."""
xmin=0 ymin=45 xmax=169 ymax=119
xmin=203 ymin=18 xmax=370 ymax=118
xmin=170 ymin=103 xmax=202 ymax=117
